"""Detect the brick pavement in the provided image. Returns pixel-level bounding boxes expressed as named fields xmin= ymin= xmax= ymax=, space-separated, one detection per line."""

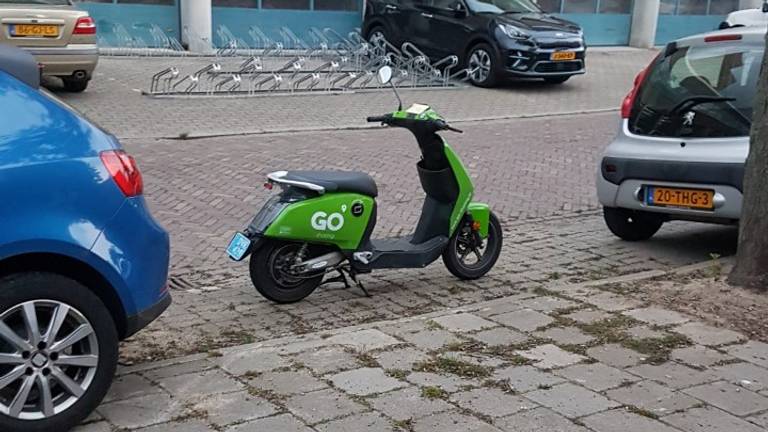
xmin=56 ymin=49 xmax=657 ymax=139
xmin=79 ymin=270 xmax=768 ymax=432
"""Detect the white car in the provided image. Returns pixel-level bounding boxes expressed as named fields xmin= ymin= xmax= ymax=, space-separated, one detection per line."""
xmin=720 ymin=2 xmax=768 ymax=29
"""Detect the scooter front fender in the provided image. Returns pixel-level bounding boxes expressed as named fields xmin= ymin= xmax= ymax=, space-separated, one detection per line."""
xmin=468 ymin=202 xmax=490 ymax=238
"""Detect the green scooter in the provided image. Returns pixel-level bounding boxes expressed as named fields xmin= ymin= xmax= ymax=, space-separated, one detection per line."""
xmin=227 ymin=66 xmax=503 ymax=303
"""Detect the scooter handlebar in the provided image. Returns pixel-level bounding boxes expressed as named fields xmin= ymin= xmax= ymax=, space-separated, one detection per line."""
xmin=366 ymin=115 xmax=462 ymax=133
xmin=366 ymin=115 xmax=390 ymax=123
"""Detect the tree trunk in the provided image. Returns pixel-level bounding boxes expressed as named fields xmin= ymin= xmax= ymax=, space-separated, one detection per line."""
xmin=729 ymin=31 xmax=768 ymax=290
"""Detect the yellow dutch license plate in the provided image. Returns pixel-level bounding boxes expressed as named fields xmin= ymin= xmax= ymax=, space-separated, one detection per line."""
xmin=11 ymin=24 xmax=59 ymax=37
xmin=647 ymin=187 xmax=715 ymax=210
xmin=551 ymin=51 xmax=576 ymax=61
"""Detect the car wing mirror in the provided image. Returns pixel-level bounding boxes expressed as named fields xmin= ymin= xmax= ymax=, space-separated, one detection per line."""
xmin=0 ymin=44 xmax=40 ymax=89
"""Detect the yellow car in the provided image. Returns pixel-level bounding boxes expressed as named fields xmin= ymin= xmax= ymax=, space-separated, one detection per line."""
xmin=0 ymin=0 xmax=98 ymax=92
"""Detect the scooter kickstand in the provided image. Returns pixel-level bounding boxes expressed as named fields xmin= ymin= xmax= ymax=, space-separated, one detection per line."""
xmin=322 ymin=269 xmax=350 ymax=288
xmin=348 ymin=271 xmax=371 ymax=297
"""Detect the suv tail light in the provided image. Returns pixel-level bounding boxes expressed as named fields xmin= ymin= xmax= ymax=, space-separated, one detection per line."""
xmin=73 ymin=17 xmax=96 ymax=35
xmin=621 ymin=62 xmax=653 ymax=119
xmin=100 ymin=150 xmax=143 ymax=197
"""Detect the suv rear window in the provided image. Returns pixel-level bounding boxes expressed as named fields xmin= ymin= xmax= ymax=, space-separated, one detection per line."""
xmin=629 ymin=42 xmax=762 ymax=138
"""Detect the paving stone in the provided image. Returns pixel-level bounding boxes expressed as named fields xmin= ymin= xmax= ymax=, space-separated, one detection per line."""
xmin=674 ymin=322 xmax=746 ymax=347
xmin=555 ymin=363 xmax=639 ymax=392
xmin=517 ymin=344 xmax=586 ymax=369
xmin=492 ymin=365 xmax=565 ymax=393
xmin=412 ymin=412 xmax=502 ymax=432
xmin=713 ymin=362 xmax=768 ymax=392
xmin=329 ymin=367 xmax=406 ymax=396
xmin=665 ymin=406 xmax=765 ymax=432
xmin=534 ymin=327 xmax=595 ymax=346
xmin=476 ymin=295 xmax=534 ymax=317
xmin=190 ymin=390 xmax=277 ymax=427
xmin=627 ymin=363 xmax=718 ymax=389
xmin=453 ymin=388 xmax=536 ymax=418
xmin=524 ymin=383 xmax=619 ymax=418
xmin=727 ymin=341 xmax=768 ymax=368
xmin=683 ymin=381 xmax=768 ymax=417
xmin=217 ymin=349 xmax=289 ymax=376
xmin=672 ymin=345 xmax=733 ymax=368
xmin=141 ymin=359 xmax=216 ymax=381
xmin=586 ymin=344 xmax=644 ymax=368
xmin=516 ymin=296 xmax=577 ymax=313
xmin=746 ymin=411 xmax=768 ymax=429
xmin=469 ymin=327 xmax=529 ymax=346
xmin=494 ymin=407 xmax=588 ymax=432
xmin=406 ymin=372 xmax=480 ymax=393
xmin=441 ymin=351 xmax=507 ymax=368
xmin=247 ymin=369 xmax=328 ymax=395
xmin=314 ymin=412 xmax=395 ymax=432
xmin=225 ymin=413 xmax=313 ymax=432
xmin=293 ymin=346 xmax=359 ymax=375
xmin=374 ymin=347 xmax=430 ymax=370
xmin=562 ymin=309 xmax=611 ymax=325
xmin=104 ymin=374 xmax=163 ymax=403
xmin=490 ymin=309 xmax=554 ymax=332
xmin=157 ymin=369 xmax=243 ymax=396
xmin=398 ymin=329 xmax=463 ymax=351
xmin=581 ymin=292 xmax=643 ymax=312
xmin=605 ymin=380 xmax=699 ymax=416
xmin=285 ymin=388 xmax=366 ymax=424
xmin=625 ymin=326 xmax=667 ymax=340
xmin=432 ymin=313 xmax=498 ymax=332
xmin=135 ymin=420 xmax=215 ymax=432
xmin=325 ymin=329 xmax=401 ymax=351
xmin=581 ymin=409 xmax=679 ymax=432
xmin=98 ymin=393 xmax=182 ymax=429
xmin=623 ymin=307 xmax=689 ymax=326
xmin=371 ymin=386 xmax=453 ymax=421
xmin=72 ymin=422 xmax=113 ymax=432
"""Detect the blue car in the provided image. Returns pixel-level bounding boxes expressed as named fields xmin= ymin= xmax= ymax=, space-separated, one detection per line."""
xmin=0 ymin=45 xmax=170 ymax=431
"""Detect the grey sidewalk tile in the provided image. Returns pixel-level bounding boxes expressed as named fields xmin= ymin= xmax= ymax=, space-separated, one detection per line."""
xmin=371 ymin=386 xmax=453 ymax=421
xmin=746 ymin=411 xmax=768 ymax=429
xmin=492 ymin=365 xmax=565 ymax=393
xmin=451 ymin=388 xmax=536 ymax=418
xmin=246 ymin=369 xmax=328 ymax=395
xmin=490 ymin=309 xmax=554 ymax=332
xmin=432 ymin=313 xmax=499 ymax=332
xmin=329 ymin=367 xmax=407 ymax=396
xmin=562 ymin=309 xmax=611 ymax=325
xmin=406 ymin=371 xmax=482 ymax=393
xmin=626 ymin=363 xmax=718 ymax=390
xmin=325 ymin=329 xmax=401 ymax=351
xmin=674 ymin=322 xmax=746 ymax=347
xmin=534 ymin=327 xmax=595 ymax=346
xmin=103 ymin=374 xmax=163 ymax=403
xmin=713 ymin=362 xmax=768 ymax=392
xmin=135 ymin=420 xmax=216 ymax=432
xmin=605 ymin=380 xmax=699 ymax=417
xmin=664 ymin=407 xmax=765 ymax=432
xmin=581 ymin=409 xmax=679 ymax=432
xmin=623 ymin=307 xmax=689 ymax=326
xmin=98 ymin=393 xmax=182 ymax=429
xmin=225 ymin=413 xmax=313 ymax=432
xmin=494 ymin=407 xmax=588 ymax=432
xmin=516 ymin=296 xmax=578 ymax=313
xmin=672 ymin=345 xmax=733 ymax=368
xmin=555 ymin=363 xmax=639 ymax=392
xmin=683 ymin=381 xmax=768 ymax=417
xmin=285 ymin=388 xmax=367 ymax=424
xmin=141 ymin=359 xmax=216 ymax=381
xmin=293 ymin=346 xmax=359 ymax=375
xmin=314 ymin=412 xmax=397 ymax=432
xmin=398 ymin=329 xmax=464 ymax=351
xmin=524 ymin=383 xmax=619 ymax=418
xmin=727 ymin=341 xmax=768 ymax=368
xmin=188 ymin=390 xmax=278 ymax=427
xmin=374 ymin=347 xmax=430 ymax=370
xmin=441 ymin=351 xmax=507 ymax=368
xmin=586 ymin=344 xmax=644 ymax=368
xmin=412 ymin=412 xmax=502 ymax=432
xmin=581 ymin=292 xmax=643 ymax=312
xmin=626 ymin=326 xmax=667 ymax=340
xmin=517 ymin=344 xmax=586 ymax=369
xmin=217 ymin=349 xmax=289 ymax=376
xmin=72 ymin=422 xmax=112 ymax=432
xmin=157 ymin=369 xmax=244 ymax=396
xmin=468 ymin=327 xmax=529 ymax=346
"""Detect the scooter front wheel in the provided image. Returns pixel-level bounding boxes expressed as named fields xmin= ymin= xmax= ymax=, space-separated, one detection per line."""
xmin=443 ymin=212 xmax=503 ymax=280
xmin=249 ymin=240 xmax=325 ymax=303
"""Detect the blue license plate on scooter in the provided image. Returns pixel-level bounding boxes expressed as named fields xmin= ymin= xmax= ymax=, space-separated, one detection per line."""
xmin=226 ymin=232 xmax=251 ymax=261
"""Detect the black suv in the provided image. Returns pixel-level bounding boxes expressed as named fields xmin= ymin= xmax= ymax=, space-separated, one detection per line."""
xmin=363 ymin=0 xmax=586 ymax=86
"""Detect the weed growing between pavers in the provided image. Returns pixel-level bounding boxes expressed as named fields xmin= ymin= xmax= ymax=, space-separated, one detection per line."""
xmin=247 ymin=387 xmax=286 ymax=404
xmin=393 ymin=418 xmax=415 ymax=431
xmin=414 ymin=357 xmax=493 ymax=379
xmin=421 ymin=386 xmax=449 ymax=399
xmin=355 ymin=352 xmax=380 ymax=368
xmin=482 ymin=378 xmax=518 ymax=394
xmin=386 ymin=369 xmax=410 ymax=380
xmin=624 ymin=404 xmax=659 ymax=420
xmin=622 ymin=333 xmax=692 ymax=364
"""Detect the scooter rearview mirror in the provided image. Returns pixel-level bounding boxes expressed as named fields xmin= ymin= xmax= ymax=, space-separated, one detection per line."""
xmin=377 ymin=66 xmax=392 ymax=85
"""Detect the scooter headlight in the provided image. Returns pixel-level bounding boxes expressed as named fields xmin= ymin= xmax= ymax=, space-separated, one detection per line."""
xmin=498 ymin=24 xmax=531 ymax=40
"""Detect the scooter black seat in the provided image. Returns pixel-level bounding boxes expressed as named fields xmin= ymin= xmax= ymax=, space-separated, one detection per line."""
xmin=283 ymin=171 xmax=378 ymax=197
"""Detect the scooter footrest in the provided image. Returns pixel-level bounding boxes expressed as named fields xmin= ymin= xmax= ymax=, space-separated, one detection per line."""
xmin=368 ymin=235 xmax=448 ymax=269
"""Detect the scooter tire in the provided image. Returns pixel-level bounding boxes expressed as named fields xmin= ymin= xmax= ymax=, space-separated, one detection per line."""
xmin=249 ymin=241 xmax=324 ymax=303
xmin=443 ymin=212 xmax=503 ymax=280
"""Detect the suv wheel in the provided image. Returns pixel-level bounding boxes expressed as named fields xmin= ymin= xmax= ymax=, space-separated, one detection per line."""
xmin=603 ymin=207 xmax=664 ymax=241
xmin=62 ymin=77 xmax=89 ymax=93
xmin=367 ymin=26 xmax=388 ymax=44
xmin=467 ymin=43 xmax=498 ymax=87
xmin=0 ymin=273 xmax=118 ymax=432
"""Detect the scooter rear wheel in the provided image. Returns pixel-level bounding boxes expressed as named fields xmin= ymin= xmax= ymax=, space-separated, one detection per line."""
xmin=443 ymin=212 xmax=503 ymax=280
xmin=249 ymin=240 xmax=325 ymax=303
